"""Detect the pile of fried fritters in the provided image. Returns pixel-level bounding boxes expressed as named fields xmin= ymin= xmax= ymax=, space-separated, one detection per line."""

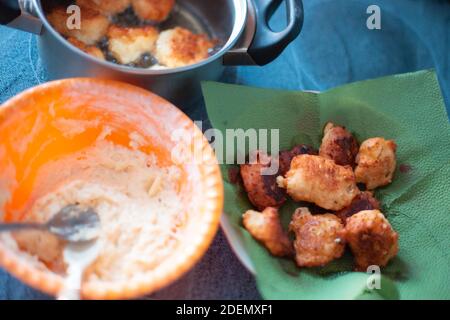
xmin=240 ymin=123 xmax=399 ymax=271
xmin=46 ymin=0 xmax=215 ymax=68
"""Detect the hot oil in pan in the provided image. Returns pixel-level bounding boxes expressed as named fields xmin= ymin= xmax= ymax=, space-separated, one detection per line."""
xmin=107 ymin=4 xmax=223 ymax=68
xmin=43 ymin=1 xmax=223 ymax=69
xmin=161 ymin=5 xmax=210 ymax=36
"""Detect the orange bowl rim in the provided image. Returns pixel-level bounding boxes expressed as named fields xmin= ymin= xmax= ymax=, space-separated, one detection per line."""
xmin=0 ymin=78 xmax=224 ymax=299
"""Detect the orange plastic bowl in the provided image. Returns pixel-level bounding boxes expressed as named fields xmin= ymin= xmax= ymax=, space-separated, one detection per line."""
xmin=0 ymin=79 xmax=223 ymax=299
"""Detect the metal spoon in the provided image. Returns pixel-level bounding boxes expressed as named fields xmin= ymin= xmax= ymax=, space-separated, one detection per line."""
xmin=0 ymin=205 xmax=101 ymax=243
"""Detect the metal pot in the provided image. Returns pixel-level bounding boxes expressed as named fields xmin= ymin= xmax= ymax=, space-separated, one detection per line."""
xmin=1 ymin=0 xmax=303 ymax=108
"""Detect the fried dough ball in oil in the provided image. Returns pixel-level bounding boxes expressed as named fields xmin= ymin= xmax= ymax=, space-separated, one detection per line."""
xmin=278 ymin=144 xmax=317 ymax=176
xmin=77 ymin=0 xmax=130 ymax=15
xmin=71 ymin=8 xmax=110 ymax=45
xmin=107 ymin=25 xmax=159 ymax=64
xmin=132 ymin=0 xmax=175 ymax=22
xmin=47 ymin=7 xmax=70 ymax=36
xmin=155 ymin=27 xmax=214 ymax=68
xmin=335 ymin=191 xmax=380 ymax=224
xmin=243 ymin=207 xmax=294 ymax=257
xmin=277 ymin=155 xmax=360 ymax=211
xmin=355 ymin=138 xmax=397 ymax=190
xmin=319 ymin=122 xmax=359 ymax=167
xmin=47 ymin=6 xmax=110 ymax=45
xmin=240 ymin=151 xmax=286 ymax=211
xmin=289 ymin=207 xmax=345 ymax=267
xmin=343 ymin=210 xmax=399 ymax=271
xmin=68 ymin=37 xmax=105 ymax=60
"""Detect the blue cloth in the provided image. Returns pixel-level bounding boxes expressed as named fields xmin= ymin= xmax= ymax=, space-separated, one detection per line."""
xmin=0 ymin=0 xmax=449 ymax=300
xmin=233 ymin=0 xmax=450 ymax=113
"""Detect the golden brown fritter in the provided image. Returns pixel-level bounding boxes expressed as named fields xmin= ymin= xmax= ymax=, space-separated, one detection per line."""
xmin=47 ymin=6 xmax=69 ymax=37
xmin=335 ymin=191 xmax=380 ymax=223
xmin=68 ymin=37 xmax=105 ymax=60
xmin=278 ymin=144 xmax=317 ymax=176
xmin=131 ymin=0 xmax=175 ymax=22
xmin=355 ymin=138 xmax=397 ymax=190
xmin=75 ymin=7 xmax=109 ymax=44
xmin=243 ymin=207 xmax=294 ymax=257
xmin=277 ymin=155 xmax=360 ymax=211
xmin=343 ymin=210 xmax=398 ymax=271
xmin=319 ymin=122 xmax=359 ymax=167
xmin=47 ymin=5 xmax=110 ymax=45
xmin=155 ymin=27 xmax=214 ymax=68
xmin=240 ymin=151 xmax=286 ymax=211
xmin=107 ymin=25 xmax=159 ymax=64
xmin=77 ymin=0 xmax=130 ymax=15
xmin=289 ymin=207 xmax=345 ymax=267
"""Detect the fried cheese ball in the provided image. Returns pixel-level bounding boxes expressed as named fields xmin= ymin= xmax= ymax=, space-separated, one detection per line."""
xmin=68 ymin=37 xmax=105 ymax=60
xmin=107 ymin=25 xmax=159 ymax=64
xmin=155 ymin=27 xmax=214 ymax=68
xmin=355 ymin=138 xmax=397 ymax=190
xmin=77 ymin=0 xmax=131 ymax=15
xmin=132 ymin=0 xmax=175 ymax=22
xmin=343 ymin=210 xmax=399 ymax=271
xmin=47 ymin=6 xmax=110 ymax=45
xmin=335 ymin=191 xmax=380 ymax=223
xmin=289 ymin=207 xmax=345 ymax=267
xmin=240 ymin=151 xmax=286 ymax=211
xmin=243 ymin=207 xmax=294 ymax=257
xmin=319 ymin=122 xmax=359 ymax=167
xmin=278 ymin=144 xmax=317 ymax=176
xmin=277 ymin=155 xmax=360 ymax=211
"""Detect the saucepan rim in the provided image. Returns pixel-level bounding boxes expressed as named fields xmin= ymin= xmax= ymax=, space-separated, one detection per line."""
xmin=34 ymin=0 xmax=248 ymax=75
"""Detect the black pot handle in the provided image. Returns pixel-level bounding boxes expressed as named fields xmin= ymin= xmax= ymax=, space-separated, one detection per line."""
xmin=0 ymin=0 xmax=42 ymax=34
xmin=249 ymin=0 xmax=303 ymax=65
xmin=0 ymin=0 xmax=21 ymax=25
xmin=224 ymin=0 xmax=303 ymax=66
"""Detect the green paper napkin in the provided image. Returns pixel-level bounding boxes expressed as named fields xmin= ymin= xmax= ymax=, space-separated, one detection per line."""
xmin=202 ymin=70 xmax=450 ymax=300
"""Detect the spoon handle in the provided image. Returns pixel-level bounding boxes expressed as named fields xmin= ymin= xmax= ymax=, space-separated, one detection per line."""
xmin=0 ymin=223 xmax=46 ymax=233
